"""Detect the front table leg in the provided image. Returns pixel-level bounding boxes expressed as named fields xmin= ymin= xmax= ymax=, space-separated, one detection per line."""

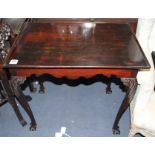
xmin=11 ymin=76 xmax=37 ymax=131
xmin=112 ymin=78 xmax=137 ymax=134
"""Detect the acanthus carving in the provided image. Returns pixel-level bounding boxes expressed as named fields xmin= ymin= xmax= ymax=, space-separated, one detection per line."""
xmin=11 ymin=76 xmax=26 ymax=89
xmin=121 ymin=78 xmax=137 ymax=102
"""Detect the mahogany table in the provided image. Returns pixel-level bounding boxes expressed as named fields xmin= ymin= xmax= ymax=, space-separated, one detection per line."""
xmin=4 ymin=22 xmax=150 ymax=134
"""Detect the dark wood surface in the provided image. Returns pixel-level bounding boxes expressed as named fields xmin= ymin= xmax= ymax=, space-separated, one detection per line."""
xmin=5 ymin=22 xmax=149 ymax=69
xmin=31 ymin=18 xmax=137 ymax=23
xmin=31 ymin=18 xmax=138 ymax=33
xmin=8 ymin=68 xmax=137 ymax=79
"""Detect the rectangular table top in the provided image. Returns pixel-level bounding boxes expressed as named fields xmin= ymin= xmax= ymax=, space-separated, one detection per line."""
xmin=5 ymin=22 xmax=150 ymax=69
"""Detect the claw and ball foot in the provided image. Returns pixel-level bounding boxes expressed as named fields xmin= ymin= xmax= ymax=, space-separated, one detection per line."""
xmin=24 ymin=95 xmax=32 ymax=102
xmin=29 ymin=123 xmax=37 ymax=131
xmin=20 ymin=119 xmax=27 ymax=127
xmin=39 ymin=81 xmax=45 ymax=94
xmin=39 ymin=88 xmax=45 ymax=94
xmin=31 ymin=87 xmax=37 ymax=93
xmin=29 ymin=82 xmax=37 ymax=93
xmin=112 ymin=126 xmax=120 ymax=135
xmin=106 ymin=86 xmax=112 ymax=94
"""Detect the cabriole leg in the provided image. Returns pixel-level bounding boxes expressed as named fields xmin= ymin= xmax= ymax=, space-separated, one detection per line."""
xmin=112 ymin=78 xmax=137 ymax=135
xmin=11 ymin=76 xmax=37 ymax=131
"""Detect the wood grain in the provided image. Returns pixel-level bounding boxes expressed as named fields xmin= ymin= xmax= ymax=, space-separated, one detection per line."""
xmin=5 ymin=22 xmax=150 ymax=70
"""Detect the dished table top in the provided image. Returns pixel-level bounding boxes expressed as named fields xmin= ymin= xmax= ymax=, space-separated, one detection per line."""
xmin=5 ymin=22 xmax=150 ymax=69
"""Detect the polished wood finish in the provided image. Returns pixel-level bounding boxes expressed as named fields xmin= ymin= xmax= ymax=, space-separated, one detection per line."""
xmin=4 ymin=21 xmax=150 ymax=134
xmin=31 ymin=18 xmax=138 ymax=33
xmin=5 ymin=22 xmax=149 ymax=69
xmin=9 ymin=68 xmax=137 ymax=78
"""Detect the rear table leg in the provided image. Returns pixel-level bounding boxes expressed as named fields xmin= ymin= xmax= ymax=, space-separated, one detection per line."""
xmin=29 ymin=82 xmax=37 ymax=93
xmin=106 ymin=80 xmax=112 ymax=94
xmin=39 ymin=77 xmax=45 ymax=94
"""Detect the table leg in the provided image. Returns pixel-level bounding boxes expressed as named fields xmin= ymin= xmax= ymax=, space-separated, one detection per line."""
xmin=38 ymin=77 xmax=45 ymax=94
xmin=0 ymin=71 xmax=27 ymax=126
xmin=11 ymin=76 xmax=37 ymax=131
xmin=0 ymin=82 xmax=8 ymax=105
xmin=106 ymin=77 xmax=112 ymax=94
xmin=112 ymin=78 xmax=137 ymax=134
xmin=27 ymin=76 xmax=45 ymax=94
xmin=27 ymin=77 xmax=37 ymax=93
xmin=24 ymin=95 xmax=32 ymax=102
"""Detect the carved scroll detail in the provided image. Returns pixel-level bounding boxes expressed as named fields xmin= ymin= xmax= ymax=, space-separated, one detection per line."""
xmin=121 ymin=78 xmax=137 ymax=102
xmin=11 ymin=76 xmax=26 ymax=88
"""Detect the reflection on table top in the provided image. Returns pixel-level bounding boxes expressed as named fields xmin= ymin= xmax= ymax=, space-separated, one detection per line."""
xmin=5 ymin=22 xmax=150 ymax=69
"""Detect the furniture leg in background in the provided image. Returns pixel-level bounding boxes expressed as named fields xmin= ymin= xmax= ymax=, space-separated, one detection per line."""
xmin=0 ymin=70 xmax=27 ymax=126
xmin=106 ymin=77 xmax=112 ymax=94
